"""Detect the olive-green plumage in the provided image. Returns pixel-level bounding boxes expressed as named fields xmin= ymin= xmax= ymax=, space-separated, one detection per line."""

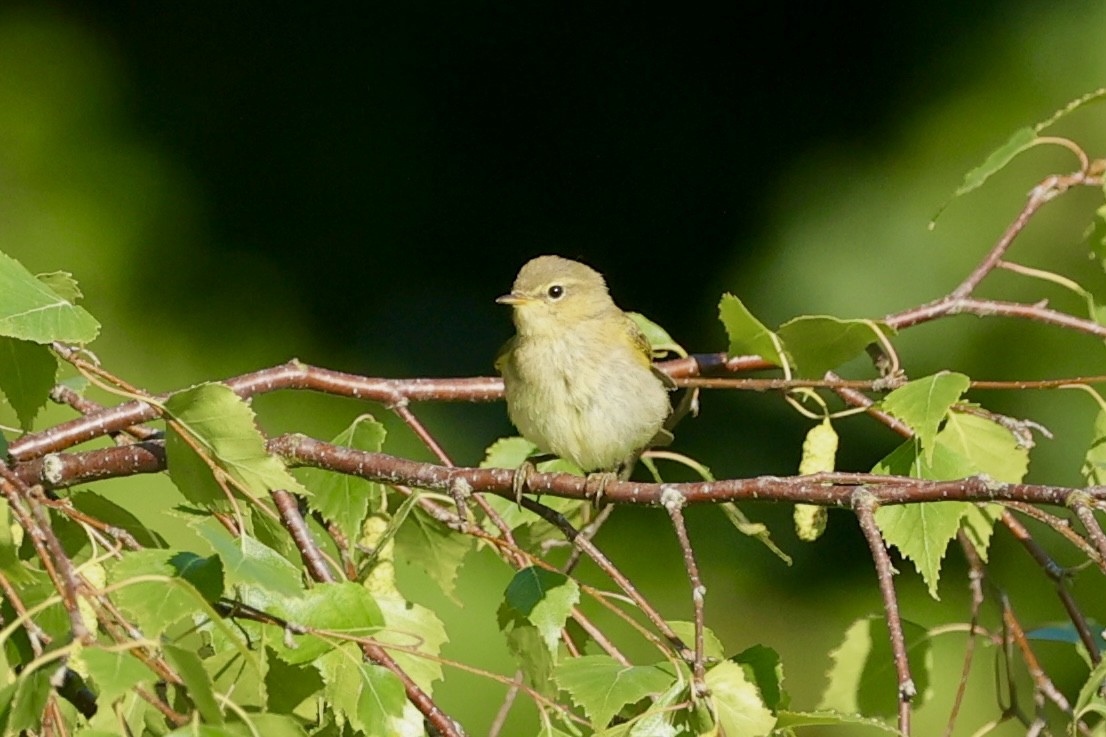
xmin=495 ymin=255 xmax=671 ymax=472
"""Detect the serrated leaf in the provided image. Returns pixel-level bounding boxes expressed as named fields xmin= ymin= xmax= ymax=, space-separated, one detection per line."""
xmin=718 ymin=293 xmax=785 ymax=366
xmin=316 ymin=644 xmax=406 ymax=736
xmin=35 ymin=272 xmax=83 ymax=303
xmin=164 ymin=644 xmax=223 ymax=724
xmin=706 ymin=660 xmax=776 ymax=737
xmin=4 ymin=667 xmax=52 ymax=737
xmin=194 ymin=521 xmax=301 ymax=600
xmin=70 ymin=491 xmax=167 ymax=548
xmin=668 ymin=621 xmax=726 ymax=661
xmin=627 ymin=312 xmax=686 ymax=357
xmin=776 ymin=316 xmax=889 ymax=378
xmin=501 ymin=566 xmax=580 ymax=656
xmin=265 ymin=653 xmax=324 ymax=715
xmin=1088 ymin=203 xmax=1106 ymax=277
xmin=480 ymin=437 xmax=588 ymax=534
xmin=270 ymin=583 xmax=385 ymax=666
xmin=819 ymin=616 xmax=931 ymax=716
xmin=939 ymin=412 xmax=1028 ymax=483
xmin=109 ymin=549 xmax=223 ymax=638
xmin=733 ymin=645 xmax=787 ymax=711
xmin=1074 ymin=654 xmax=1106 ymax=722
xmin=960 ymin=503 xmax=1003 ymax=563
xmin=0 ymin=251 xmax=100 ymax=344
xmin=554 ymin=656 xmax=674 ymax=728
xmin=874 ymin=501 xmax=967 ymax=600
xmin=298 ymin=415 xmax=387 ymax=546
xmin=879 ymin=372 xmax=970 ymax=462
xmin=164 ymin=383 xmax=310 ymax=504
xmin=873 ymin=438 xmax=975 ymax=599
xmin=505 ymin=624 xmax=555 ymax=697
xmin=0 ymin=338 xmax=57 ymax=430
xmin=395 ymin=506 xmax=471 ymax=602
xmin=1083 ymin=407 xmax=1106 ymax=485
xmin=774 ymin=709 xmax=898 ymax=733
xmin=952 ymin=126 xmax=1037 ymax=198
xmin=375 ymin=595 xmax=448 ymax=693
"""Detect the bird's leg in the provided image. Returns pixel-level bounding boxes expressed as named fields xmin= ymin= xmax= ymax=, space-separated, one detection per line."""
xmin=584 ymin=471 xmax=618 ymax=506
xmin=512 ymin=460 xmax=537 ymax=506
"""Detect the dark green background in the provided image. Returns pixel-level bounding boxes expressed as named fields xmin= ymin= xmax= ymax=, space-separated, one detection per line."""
xmin=2 ymin=3 xmax=1104 ymax=733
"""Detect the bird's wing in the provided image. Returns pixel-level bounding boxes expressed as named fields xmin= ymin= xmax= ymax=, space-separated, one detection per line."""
xmin=493 ymin=336 xmax=516 ymax=374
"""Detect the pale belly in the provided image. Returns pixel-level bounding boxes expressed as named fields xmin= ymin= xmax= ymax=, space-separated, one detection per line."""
xmin=502 ymin=334 xmax=670 ymax=471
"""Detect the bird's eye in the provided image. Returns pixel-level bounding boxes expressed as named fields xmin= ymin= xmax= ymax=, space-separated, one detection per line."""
xmin=547 ymin=285 xmax=565 ymax=300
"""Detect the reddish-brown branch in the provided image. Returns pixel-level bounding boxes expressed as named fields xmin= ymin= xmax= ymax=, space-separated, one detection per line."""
xmin=663 ymin=491 xmax=707 ymax=694
xmin=854 ymin=492 xmax=914 ymax=736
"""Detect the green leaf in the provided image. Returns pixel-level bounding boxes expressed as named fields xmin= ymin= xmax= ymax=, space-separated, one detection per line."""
xmin=164 ymin=644 xmax=223 ymax=724
xmin=951 ymin=126 xmax=1037 ymax=199
xmin=504 ymin=624 xmax=555 ymax=697
xmin=70 ymin=490 xmax=167 ymax=548
xmin=1034 ymin=86 xmax=1106 ymax=133
xmin=0 ymin=338 xmax=57 ymax=431
xmin=3 ymin=667 xmax=52 ymax=737
xmin=874 ymin=412 xmax=1024 ymax=596
xmin=819 ymin=616 xmax=931 ymax=716
xmin=959 ymin=502 xmax=1004 ymax=564
xmin=668 ymin=620 xmax=726 ymax=660
xmin=627 ymin=312 xmax=686 ymax=357
xmin=554 ymin=656 xmax=674 ymax=728
xmin=874 ymin=501 xmax=967 ymax=600
xmin=1088 ymin=203 xmax=1106 ymax=277
xmin=395 ymin=506 xmax=471 ymax=602
xmin=1083 ymin=406 xmax=1106 ymax=485
xmin=879 ymin=372 xmax=970 ymax=462
xmin=774 ymin=709 xmax=898 ymax=732
xmin=265 ymin=652 xmax=324 ymax=715
xmin=500 ymin=566 xmax=580 ymax=656
xmin=82 ymin=649 xmax=157 ymax=706
xmin=164 ymin=383 xmax=310 ymax=505
xmin=109 ymin=549 xmax=223 ymax=638
xmin=1074 ymin=654 xmax=1106 ymax=723
xmin=706 ymin=660 xmax=776 ymax=737
xmin=733 ymin=644 xmax=787 ymax=711
xmin=270 ymin=583 xmax=385 ymax=666
xmin=35 ymin=271 xmax=83 ymax=303
xmin=718 ymin=293 xmax=785 ymax=366
xmin=195 ymin=522 xmax=301 ymax=599
xmin=316 ymin=644 xmax=406 ymax=736
xmin=939 ymin=411 xmax=1029 ymax=483
xmin=776 ymin=316 xmax=889 ymax=378
xmin=214 ymin=715 xmax=308 ymax=737
xmin=374 ymin=595 xmax=448 ymax=693
xmin=0 ymin=251 xmax=100 ymax=344
xmin=299 ymin=415 xmax=387 ymax=545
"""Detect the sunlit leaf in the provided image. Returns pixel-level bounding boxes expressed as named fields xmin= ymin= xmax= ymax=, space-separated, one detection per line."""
xmin=164 ymin=382 xmax=310 ymax=504
xmin=718 ymin=293 xmax=785 ymax=366
xmin=555 ymin=656 xmax=674 ymax=729
xmin=819 ymin=616 xmax=931 ymax=716
xmin=627 ymin=312 xmax=687 ymax=357
xmin=706 ymin=660 xmax=776 ymax=737
xmin=395 ymin=506 xmax=471 ymax=602
xmin=879 ymin=372 xmax=970 ymax=462
xmin=298 ymin=415 xmax=387 ymax=545
xmin=0 ymin=337 xmax=56 ymax=430
xmin=0 ymin=251 xmax=99 ymax=344
xmin=500 ymin=566 xmax=580 ymax=656
xmin=777 ymin=316 xmax=889 ymax=378
xmin=733 ymin=644 xmax=787 ymax=711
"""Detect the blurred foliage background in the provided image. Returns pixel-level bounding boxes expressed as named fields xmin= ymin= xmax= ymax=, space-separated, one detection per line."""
xmin=3 ymin=3 xmax=1106 ymax=733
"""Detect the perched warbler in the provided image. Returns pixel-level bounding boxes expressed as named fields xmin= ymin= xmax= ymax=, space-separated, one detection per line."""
xmin=495 ymin=255 xmax=672 ymax=474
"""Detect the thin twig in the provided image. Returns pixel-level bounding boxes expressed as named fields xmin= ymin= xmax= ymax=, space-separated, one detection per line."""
xmin=853 ymin=491 xmax=914 ymax=736
xmin=662 ymin=489 xmax=707 ymax=695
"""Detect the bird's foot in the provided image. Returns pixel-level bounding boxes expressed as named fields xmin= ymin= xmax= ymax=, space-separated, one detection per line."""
xmin=512 ymin=460 xmax=537 ymax=506
xmin=584 ymin=471 xmax=617 ymax=507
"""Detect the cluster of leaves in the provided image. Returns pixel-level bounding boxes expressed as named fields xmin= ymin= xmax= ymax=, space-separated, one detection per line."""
xmin=2 ymin=90 xmax=1106 ymax=737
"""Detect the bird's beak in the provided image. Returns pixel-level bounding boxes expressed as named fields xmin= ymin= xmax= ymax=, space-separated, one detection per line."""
xmin=496 ymin=292 xmax=528 ymax=305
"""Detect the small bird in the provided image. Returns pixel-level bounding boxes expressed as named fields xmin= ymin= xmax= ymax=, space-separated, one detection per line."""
xmin=495 ymin=255 xmax=672 ymax=479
